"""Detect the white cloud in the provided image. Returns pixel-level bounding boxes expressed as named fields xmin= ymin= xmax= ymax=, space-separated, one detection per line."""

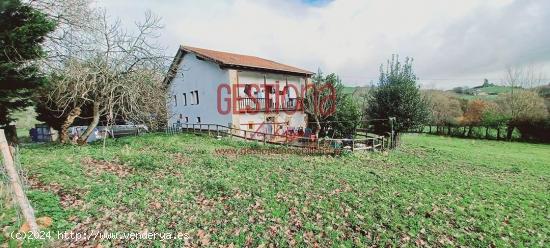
xmin=96 ymin=0 xmax=550 ymax=89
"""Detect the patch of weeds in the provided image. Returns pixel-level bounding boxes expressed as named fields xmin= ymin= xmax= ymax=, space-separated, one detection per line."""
xmin=27 ymin=190 xmax=71 ymax=232
xmin=118 ymin=153 xmax=163 ymax=170
xmin=201 ymin=179 xmax=231 ymax=198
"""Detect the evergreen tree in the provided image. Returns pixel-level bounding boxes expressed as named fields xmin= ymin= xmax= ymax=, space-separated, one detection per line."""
xmin=367 ymin=55 xmax=429 ymax=134
xmin=0 ymin=0 xmax=55 ymax=125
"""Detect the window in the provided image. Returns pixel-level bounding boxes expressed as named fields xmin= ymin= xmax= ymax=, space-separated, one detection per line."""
xmin=173 ymin=95 xmax=177 ymax=106
xmin=179 ymin=114 xmax=183 ymax=119
xmin=194 ymin=90 xmax=199 ymax=105
xmin=189 ymin=90 xmax=199 ymax=105
xmin=185 ymin=117 xmax=189 ymax=123
xmin=196 ymin=117 xmax=201 ymax=123
xmin=183 ymin=93 xmax=187 ymax=106
xmin=248 ymin=122 xmax=254 ymax=130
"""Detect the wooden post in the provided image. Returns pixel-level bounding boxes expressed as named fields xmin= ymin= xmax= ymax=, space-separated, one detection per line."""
xmin=216 ymin=125 xmax=220 ymax=137
xmin=351 ymin=138 xmax=355 ymax=152
xmin=0 ymin=130 xmax=39 ymax=236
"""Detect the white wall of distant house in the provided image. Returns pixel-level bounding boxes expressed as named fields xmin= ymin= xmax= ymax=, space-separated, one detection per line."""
xmin=168 ymin=53 xmax=232 ymax=126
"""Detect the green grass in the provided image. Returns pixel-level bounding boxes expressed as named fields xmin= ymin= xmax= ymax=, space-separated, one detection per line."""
xmin=1 ymin=133 xmax=549 ymax=247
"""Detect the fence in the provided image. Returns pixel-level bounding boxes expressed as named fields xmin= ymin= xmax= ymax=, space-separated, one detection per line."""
xmin=164 ymin=123 xmax=388 ymax=152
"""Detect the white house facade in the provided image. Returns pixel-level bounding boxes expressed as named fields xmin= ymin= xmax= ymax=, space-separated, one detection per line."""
xmin=165 ymin=46 xmax=313 ymax=140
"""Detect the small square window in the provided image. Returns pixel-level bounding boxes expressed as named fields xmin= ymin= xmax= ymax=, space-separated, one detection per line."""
xmin=185 ymin=117 xmax=189 ymax=123
xmin=197 ymin=117 xmax=201 ymax=123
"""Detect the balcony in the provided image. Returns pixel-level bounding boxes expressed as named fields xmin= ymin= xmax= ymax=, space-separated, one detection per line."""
xmin=237 ymin=97 xmax=303 ymax=113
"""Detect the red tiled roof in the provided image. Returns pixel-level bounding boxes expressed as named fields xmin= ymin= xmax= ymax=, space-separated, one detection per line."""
xmin=181 ymin=46 xmax=313 ymax=76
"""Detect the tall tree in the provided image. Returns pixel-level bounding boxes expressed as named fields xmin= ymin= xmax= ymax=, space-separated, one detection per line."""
xmin=0 ymin=0 xmax=55 ymax=126
xmin=323 ymin=73 xmax=360 ymax=138
xmin=367 ymin=55 xmax=429 ymax=136
xmin=303 ymin=69 xmax=338 ymax=137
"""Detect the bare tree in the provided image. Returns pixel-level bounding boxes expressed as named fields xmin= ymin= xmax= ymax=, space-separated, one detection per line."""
xmin=41 ymin=4 xmax=169 ymax=143
xmin=423 ymin=90 xmax=462 ymax=134
xmin=500 ymin=65 xmax=547 ymax=140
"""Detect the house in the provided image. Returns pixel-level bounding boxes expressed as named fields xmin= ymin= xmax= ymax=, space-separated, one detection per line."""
xmin=164 ymin=46 xmax=314 ymax=140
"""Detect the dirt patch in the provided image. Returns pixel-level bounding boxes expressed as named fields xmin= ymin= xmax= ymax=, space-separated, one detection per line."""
xmin=172 ymin=152 xmax=191 ymax=165
xmin=81 ymin=157 xmax=134 ymax=178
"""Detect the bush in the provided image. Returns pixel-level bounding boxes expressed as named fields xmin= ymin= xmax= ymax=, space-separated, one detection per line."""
xmin=515 ymin=118 xmax=550 ymax=142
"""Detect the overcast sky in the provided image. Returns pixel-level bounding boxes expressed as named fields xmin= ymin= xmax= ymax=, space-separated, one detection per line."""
xmin=95 ymin=0 xmax=550 ymax=89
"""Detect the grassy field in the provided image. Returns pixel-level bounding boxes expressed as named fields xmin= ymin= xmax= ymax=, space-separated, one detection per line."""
xmin=1 ymin=133 xmax=549 ymax=247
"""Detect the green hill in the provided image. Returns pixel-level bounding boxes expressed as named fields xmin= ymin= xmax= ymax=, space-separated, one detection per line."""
xmin=449 ymin=84 xmax=514 ymax=100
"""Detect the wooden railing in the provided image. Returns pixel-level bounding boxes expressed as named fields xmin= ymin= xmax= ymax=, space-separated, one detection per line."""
xmin=237 ymin=97 xmax=302 ymax=112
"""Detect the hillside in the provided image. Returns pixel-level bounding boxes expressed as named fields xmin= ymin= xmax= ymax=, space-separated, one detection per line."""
xmin=449 ymin=84 xmax=514 ymax=100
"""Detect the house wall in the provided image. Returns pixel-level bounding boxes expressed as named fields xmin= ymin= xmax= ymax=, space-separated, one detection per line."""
xmin=168 ymin=53 xmax=232 ymax=127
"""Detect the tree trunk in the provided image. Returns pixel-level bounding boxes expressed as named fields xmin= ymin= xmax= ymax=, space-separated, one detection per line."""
xmin=315 ymin=117 xmax=321 ymax=139
xmin=78 ymin=102 xmax=100 ymax=145
xmin=60 ymin=107 xmax=81 ymax=143
xmin=429 ymin=126 xmax=432 ymax=133
xmin=3 ymin=125 xmax=18 ymax=145
xmin=467 ymin=126 xmax=473 ymax=137
xmin=506 ymin=125 xmax=514 ymax=141
xmin=485 ymin=127 xmax=489 ymax=139
xmin=462 ymin=126 xmax=467 ymax=136
xmin=447 ymin=125 xmax=451 ymax=135
xmin=496 ymin=127 xmax=501 ymax=140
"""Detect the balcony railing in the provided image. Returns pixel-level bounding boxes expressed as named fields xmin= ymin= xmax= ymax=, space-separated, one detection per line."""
xmin=237 ymin=97 xmax=302 ymax=112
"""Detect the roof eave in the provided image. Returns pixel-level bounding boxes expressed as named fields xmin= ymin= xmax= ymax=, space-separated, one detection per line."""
xmin=220 ymin=64 xmax=313 ymax=77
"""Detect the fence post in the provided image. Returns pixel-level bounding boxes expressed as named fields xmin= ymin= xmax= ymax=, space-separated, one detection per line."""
xmin=0 ymin=130 xmax=40 ymax=236
xmin=216 ymin=125 xmax=220 ymax=137
xmin=351 ymin=138 xmax=355 ymax=152
xmin=263 ymin=134 xmax=266 ymax=145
